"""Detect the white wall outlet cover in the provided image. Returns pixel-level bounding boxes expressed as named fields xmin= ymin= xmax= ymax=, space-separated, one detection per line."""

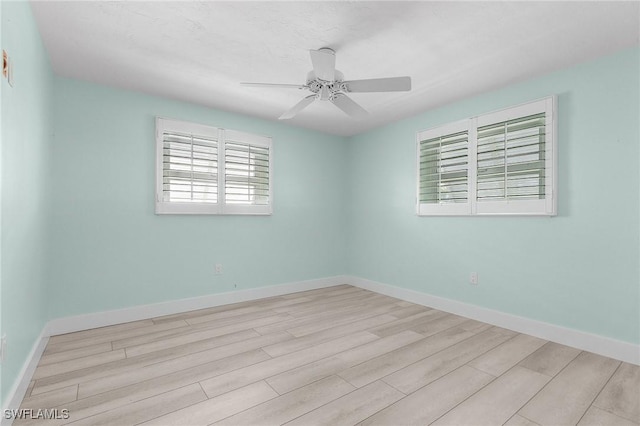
xmin=470 ymin=272 xmax=478 ymax=285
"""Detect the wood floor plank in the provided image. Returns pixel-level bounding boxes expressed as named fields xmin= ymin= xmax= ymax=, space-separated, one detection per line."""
xmin=38 ymin=342 xmax=113 ymax=366
xmin=278 ymin=284 xmax=353 ymax=299
xmin=519 ymin=351 xmax=620 ymax=425
xmin=385 ymin=304 xmax=431 ymax=319
xmin=368 ymin=309 xmax=446 ymax=337
xmin=125 ymin=313 xmax=292 ymax=357
xmin=25 ymin=381 xmax=35 ymax=398
xmin=457 ymin=319 xmax=493 ymax=333
xmin=140 ymin=381 xmax=278 ymax=426
xmin=67 ymin=383 xmax=206 ymax=426
xmin=578 ymin=406 xmax=638 ymax=426
xmin=200 ymin=331 xmax=379 ymax=398
xmin=261 ymin=314 xmax=396 ymax=357
xmin=271 ymin=288 xmax=369 ymax=312
xmin=504 ymin=414 xmax=541 ymax=426
xmin=361 ymin=365 xmax=495 ymax=426
xmin=184 ymin=305 xmax=276 ymax=325
xmin=19 ymin=384 xmax=78 ymax=410
xmin=266 ymin=331 xmax=423 ymax=394
xmin=33 ymin=349 xmax=126 ymax=380
xmin=150 ymin=301 xmax=262 ymax=324
xmin=432 ymin=366 xmax=550 ymax=426
xmin=34 ymin=349 xmax=271 ymax=426
xmin=47 ymin=319 xmax=155 ymax=345
xmin=286 ymin=304 xmax=398 ymax=337
xmin=78 ymin=331 xmax=292 ymax=398
xmin=253 ymin=298 xmax=394 ymax=335
xmin=280 ymin=295 xmax=390 ymax=320
xmin=110 ymin=325 xmax=193 ymax=350
xmin=44 ymin=320 xmax=188 ymax=354
xmin=250 ymin=296 xmax=316 ymax=310
xmin=467 ymin=333 xmax=547 ymax=377
xmin=291 ymin=294 xmax=391 ymax=318
xmin=113 ymin=308 xmax=278 ymax=349
xmin=338 ymin=326 xmax=475 ymax=388
xmin=213 ymin=376 xmax=355 ymax=426
xmin=518 ymin=341 xmax=581 ymax=377
xmin=381 ymin=327 xmax=515 ymax=394
xmin=31 ymin=329 xmax=262 ymax=396
xmin=593 ymin=362 xmax=640 ymax=423
xmin=286 ymin=380 xmax=403 ymax=426
xmin=408 ymin=312 xmax=469 ymax=336
xmin=273 ymin=292 xmax=380 ymax=316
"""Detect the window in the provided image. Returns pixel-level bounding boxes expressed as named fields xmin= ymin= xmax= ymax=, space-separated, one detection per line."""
xmin=156 ymin=118 xmax=272 ymax=215
xmin=417 ymin=97 xmax=556 ymax=216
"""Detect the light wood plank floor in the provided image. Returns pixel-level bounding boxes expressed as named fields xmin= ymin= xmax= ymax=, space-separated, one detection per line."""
xmin=16 ymin=285 xmax=639 ymax=425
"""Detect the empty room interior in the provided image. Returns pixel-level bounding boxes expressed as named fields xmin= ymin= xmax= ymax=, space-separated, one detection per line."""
xmin=1 ymin=1 xmax=639 ymax=425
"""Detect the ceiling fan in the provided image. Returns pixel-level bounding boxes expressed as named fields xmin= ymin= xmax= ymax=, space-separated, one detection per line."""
xmin=241 ymin=48 xmax=412 ymax=120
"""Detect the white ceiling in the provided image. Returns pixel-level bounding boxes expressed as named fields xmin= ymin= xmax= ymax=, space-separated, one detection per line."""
xmin=31 ymin=1 xmax=639 ymax=136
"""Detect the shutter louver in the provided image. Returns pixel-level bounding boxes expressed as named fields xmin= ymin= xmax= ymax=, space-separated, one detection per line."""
xmin=419 ymin=130 xmax=469 ymax=204
xmin=224 ymin=141 xmax=270 ymax=206
xmin=477 ymin=113 xmax=546 ymax=202
xmin=162 ymin=132 xmax=218 ymax=204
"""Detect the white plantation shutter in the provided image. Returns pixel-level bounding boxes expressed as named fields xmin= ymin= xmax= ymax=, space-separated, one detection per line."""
xmin=417 ymin=120 xmax=472 ymax=215
xmin=475 ymin=97 xmax=555 ymax=215
xmin=224 ymin=142 xmax=270 ymax=205
xmin=222 ymin=129 xmax=272 ymax=215
xmin=417 ymin=97 xmax=556 ymax=216
xmin=161 ymin=132 xmax=218 ymax=204
xmin=420 ymin=131 xmax=469 ymax=203
xmin=156 ymin=119 xmax=273 ymax=215
xmin=477 ymin=113 xmax=545 ymax=201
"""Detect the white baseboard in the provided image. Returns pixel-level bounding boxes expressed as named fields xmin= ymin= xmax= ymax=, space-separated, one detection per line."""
xmin=45 ymin=275 xmax=348 ymax=337
xmin=1 ymin=331 xmax=49 ymax=426
xmin=347 ymin=275 xmax=639 ymax=365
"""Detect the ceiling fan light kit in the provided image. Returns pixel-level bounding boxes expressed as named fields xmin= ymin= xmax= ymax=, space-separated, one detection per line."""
xmin=241 ymin=47 xmax=412 ymax=120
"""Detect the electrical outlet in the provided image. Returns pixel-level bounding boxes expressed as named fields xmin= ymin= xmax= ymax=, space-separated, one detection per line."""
xmin=215 ymin=264 xmax=223 ymax=275
xmin=470 ymin=272 xmax=478 ymax=285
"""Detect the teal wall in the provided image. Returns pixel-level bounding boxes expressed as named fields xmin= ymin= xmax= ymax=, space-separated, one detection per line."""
xmin=347 ymin=47 xmax=640 ymax=344
xmin=49 ymin=78 xmax=348 ymax=319
xmin=1 ymin=0 xmax=53 ymax=406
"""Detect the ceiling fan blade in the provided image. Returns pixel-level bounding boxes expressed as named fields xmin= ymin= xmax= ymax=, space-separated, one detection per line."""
xmin=279 ymin=95 xmax=316 ymax=120
xmin=342 ymin=76 xmax=411 ymax=93
xmin=330 ymin=93 xmax=368 ymax=118
xmin=241 ymin=82 xmax=307 ymax=89
xmin=310 ymin=48 xmax=336 ymax=81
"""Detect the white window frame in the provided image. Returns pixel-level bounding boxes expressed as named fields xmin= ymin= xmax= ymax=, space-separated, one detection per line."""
xmin=156 ymin=118 xmax=273 ymax=215
xmin=416 ymin=96 xmax=557 ymax=217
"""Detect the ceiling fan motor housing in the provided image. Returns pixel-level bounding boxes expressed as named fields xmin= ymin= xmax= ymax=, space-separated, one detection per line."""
xmin=306 ymin=70 xmax=346 ymax=100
